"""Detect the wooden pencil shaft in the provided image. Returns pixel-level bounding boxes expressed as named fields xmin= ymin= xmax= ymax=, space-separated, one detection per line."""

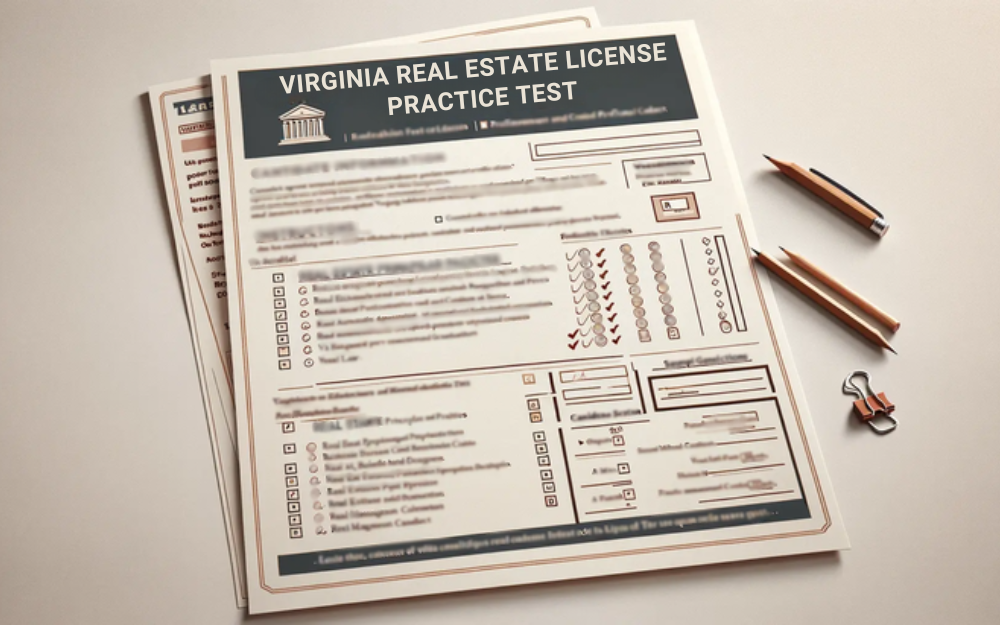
xmin=781 ymin=248 xmax=901 ymax=332
xmin=754 ymin=251 xmax=893 ymax=351
xmin=769 ymin=158 xmax=879 ymax=227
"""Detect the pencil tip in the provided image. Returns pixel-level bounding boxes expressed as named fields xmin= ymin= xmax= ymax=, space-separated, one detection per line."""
xmin=887 ymin=345 xmax=898 ymax=355
xmin=778 ymin=245 xmax=788 ymax=255
xmin=750 ymin=247 xmax=760 ymax=256
xmin=763 ymin=154 xmax=773 ymax=162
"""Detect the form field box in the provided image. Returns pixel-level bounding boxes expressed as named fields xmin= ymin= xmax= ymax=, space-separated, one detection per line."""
xmin=623 ymin=153 xmax=711 ymax=189
xmin=531 ymin=130 xmax=702 ymax=160
xmin=649 ymin=365 xmax=775 ymax=411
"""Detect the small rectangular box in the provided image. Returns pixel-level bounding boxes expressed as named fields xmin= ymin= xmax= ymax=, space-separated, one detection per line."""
xmin=651 ymin=192 xmax=700 ymax=222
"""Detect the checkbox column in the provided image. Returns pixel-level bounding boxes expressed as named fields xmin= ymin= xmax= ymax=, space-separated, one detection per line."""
xmin=274 ymin=273 xmax=291 ymax=371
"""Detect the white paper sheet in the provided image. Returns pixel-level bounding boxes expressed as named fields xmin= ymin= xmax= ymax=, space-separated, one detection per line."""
xmin=211 ymin=20 xmax=848 ymax=614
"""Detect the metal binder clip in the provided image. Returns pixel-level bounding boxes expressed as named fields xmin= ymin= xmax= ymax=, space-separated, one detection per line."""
xmin=842 ymin=370 xmax=897 ymax=434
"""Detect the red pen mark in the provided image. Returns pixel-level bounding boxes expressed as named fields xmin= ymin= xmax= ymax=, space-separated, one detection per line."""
xmin=568 ymin=340 xmax=579 ymax=350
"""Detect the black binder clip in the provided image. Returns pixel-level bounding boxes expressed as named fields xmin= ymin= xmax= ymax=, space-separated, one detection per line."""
xmin=843 ymin=370 xmax=897 ymax=434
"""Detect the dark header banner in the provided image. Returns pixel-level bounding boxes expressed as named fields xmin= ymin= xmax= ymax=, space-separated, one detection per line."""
xmin=237 ymin=35 xmax=697 ymax=159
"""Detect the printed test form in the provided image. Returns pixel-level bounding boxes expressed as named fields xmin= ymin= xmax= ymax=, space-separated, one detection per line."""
xmin=212 ymin=21 xmax=849 ymax=613
xmin=148 ymin=9 xmax=600 ymax=608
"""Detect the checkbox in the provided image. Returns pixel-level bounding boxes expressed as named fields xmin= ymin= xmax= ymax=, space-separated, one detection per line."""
xmin=522 ymin=373 xmax=535 ymax=384
xmin=544 ymin=495 xmax=558 ymax=507
xmin=284 ymin=463 xmax=297 ymax=474
xmin=301 ymin=333 xmax=311 ymax=343
xmin=277 ymin=335 xmax=289 ymax=345
xmin=276 ymin=322 xmax=288 ymax=332
xmin=289 ymin=527 xmax=302 ymax=539
xmin=288 ymin=514 xmax=302 ymax=526
xmin=274 ymin=310 xmax=287 ymax=321
xmin=273 ymin=273 xmax=285 ymax=283
xmin=300 ymin=310 xmax=310 ymax=318
xmin=617 ymin=462 xmax=630 ymax=474
xmin=529 ymin=412 xmax=542 ymax=423
xmin=434 ymin=215 xmax=443 ymax=223
xmin=285 ymin=476 xmax=298 ymax=487
xmin=299 ymin=298 xmax=309 ymax=306
xmin=283 ymin=443 xmax=296 ymax=454
xmin=526 ymin=398 xmax=541 ymax=410
xmin=273 ymin=287 xmax=285 ymax=297
xmin=278 ymin=346 xmax=290 ymax=357
xmin=623 ymin=488 xmax=635 ymax=501
xmin=612 ymin=434 xmax=625 ymax=446
xmin=533 ymin=431 xmax=546 ymax=442
xmin=542 ymin=481 xmax=556 ymax=493
xmin=537 ymin=455 xmax=550 ymax=467
xmin=287 ymin=502 xmax=300 ymax=513
xmin=298 ymin=286 xmax=308 ymax=295
xmin=286 ymin=489 xmax=299 ymax=501
xmin=535 ymin=443 xmax=548 ymax=455
xmin=282 ymin=422 xmax=296 ymax=433
xmin=278 ymin=360 xmax=291 ymax=370
xmin=540 ymin=469 xmax=553 ymax=480
xmin=274 ymin=298 xmax=286 ymax=309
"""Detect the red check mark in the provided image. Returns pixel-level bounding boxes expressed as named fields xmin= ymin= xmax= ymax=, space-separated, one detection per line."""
xmin=598 ymin=259 xmax=607 ymax=268
xmin=612 ymin=336 xmax=622 ymax=344
xmin=568 ymin=340 xmax=579 ymax=350
xmin=596 ymin=248 xmax=606 ymax=257
xmin=605 ymin=302 xmax=615 ymax=312
xmin=603 ymin=292 xmax=612 ymax=300
xmin=608 ymin=312 xmax=618 ymax=322
xmin=568 ymin=329 xmax=580 ymax=339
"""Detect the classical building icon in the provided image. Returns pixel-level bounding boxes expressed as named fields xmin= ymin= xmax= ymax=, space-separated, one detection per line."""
xmin=278 ymin=104 xmax=330 ymax=146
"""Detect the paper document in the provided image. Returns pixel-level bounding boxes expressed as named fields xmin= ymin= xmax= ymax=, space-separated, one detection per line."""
xmin=212 ymin=21 xmax=848 ymax=613
xmin=148 ymin=9 xmax=600 ymax=607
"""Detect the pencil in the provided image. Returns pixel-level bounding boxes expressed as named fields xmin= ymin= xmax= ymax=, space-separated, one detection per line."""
xmin=751 ymin=248 xmax=896 ymax=353
xmin=764 ymin=155 xmax=889 ymax=238
xmin=779 ymin=246 xmax=901 ymax=332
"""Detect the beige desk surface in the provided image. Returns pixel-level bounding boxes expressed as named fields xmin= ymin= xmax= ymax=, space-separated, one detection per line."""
xmin=2 ymin=1 xmax=998 ymax=622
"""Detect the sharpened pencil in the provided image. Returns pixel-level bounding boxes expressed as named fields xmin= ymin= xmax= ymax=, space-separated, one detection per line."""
xmin=779 ymin=246 xmax=900 ymax=332
xmin=751 ymin=248 xmax=896 ymax=353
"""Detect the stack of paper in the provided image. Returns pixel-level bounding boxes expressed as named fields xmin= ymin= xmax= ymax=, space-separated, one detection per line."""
xmin=149 ymin=9 xmax=847 ymax=614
